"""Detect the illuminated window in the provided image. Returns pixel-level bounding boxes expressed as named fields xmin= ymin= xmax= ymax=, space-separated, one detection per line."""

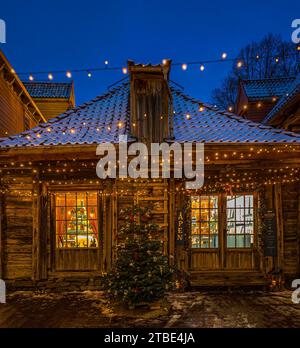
xmin=226 ymin=195 xmax=254 ymax=248
xmin=55 ymin=192 xmax=99 ymax=248
xmin=191 ymin=195 xmax=218 ymax=248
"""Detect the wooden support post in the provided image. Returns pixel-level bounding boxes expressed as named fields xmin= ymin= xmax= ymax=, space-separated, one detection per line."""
xmin=32 ymin=179 xmax=48 ymax=281
xmin=32 ymin=179 xmax=41 ymax=281
xmin=274 ymin=184 xmax=284 ymax=271
xmin=0 ymin=193 xmax=4 ymax=279
xmin=168 ymin=179 xmax=175 ymax=265
xmin=297 ymin=187 xmax=300 ymax=275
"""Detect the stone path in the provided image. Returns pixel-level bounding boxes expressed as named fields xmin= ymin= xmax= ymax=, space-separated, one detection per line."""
xmin=0 ymin=290 xmax=299 ymax=328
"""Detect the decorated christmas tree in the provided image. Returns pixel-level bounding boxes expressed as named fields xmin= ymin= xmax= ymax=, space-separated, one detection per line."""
xmin=102 ymin=205 xmax=173 ymax=306
xmin=66 ymin=200 xmax=98 ymax=248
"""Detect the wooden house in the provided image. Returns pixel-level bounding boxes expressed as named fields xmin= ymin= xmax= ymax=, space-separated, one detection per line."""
xmin=0 ymin=61 xmax=300 ymax=290
xmin=0 ymin=50 xmax=46 ymax=138
xmin=23 ymin=82 xmax=75 ymax=121
xmin=262 ymin=75 xmax=300 ymax=132
xmin=236 ymin=77 xmax=295 ymax=123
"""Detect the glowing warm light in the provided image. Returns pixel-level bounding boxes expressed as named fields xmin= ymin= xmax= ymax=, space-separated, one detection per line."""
xmin=66 ymin=71 xmax=72 ymax=78
xmin=272 ymin=97 xmax=277 ymax=102
xmin=186 ymin=113 xmax=191 ymax=120
xmin=237 ymin=61 xmax=243 ymax=68
xmin=29 ymin=75 xmax=34 ymax=81
xmin=11 ymin=68 xmax=16 ymax=74
xmin=70 ymin=129 xmax=75 ymax=134
xmin=228 ymin=106 xmax=233 ymax=112
xmin=87 ymin=71 xmax=92 ymax=78
xmin=182 ymin=63 xmax=187 ymax=70
xmin=47 ymin=127 xmax=51 ymax=132
xmin=221 ymin=52 xmax=227 ymax=59
xmin=275 ymin=57 xmax=279 ymax=63
xmin=118 ymin=122 xmax=123 ymax=128
xmin=257 ymin=102 xmax=262 ymax=108
xmin=122 ymin=67 xmax=128 ymax=74
xmin=162 ymin=59 xmax=168 ymax=65
xmin=243 ymin=104 xmax=248 ymax=110
xmin=48 ymin=73 xmax=53 ymax=80
xmin=200 ymin=65 xmax=205 ymax=71
xmin=199 ymin=106 xmax=205 ymax=112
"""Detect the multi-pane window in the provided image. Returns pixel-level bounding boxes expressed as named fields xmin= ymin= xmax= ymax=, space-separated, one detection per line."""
xmin=191 ymin=196 xmax=218 ymax=248
xmin=56 ymin=192 xmax=99 ymax=248
xmin=226 ymin=195 xmax=254 ymax=248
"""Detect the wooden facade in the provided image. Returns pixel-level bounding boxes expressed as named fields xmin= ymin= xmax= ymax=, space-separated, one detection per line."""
xmin=0 ymin=62 xmax=300 ymax=290
xmin=0 ymin=50 xmax=45 ymax=138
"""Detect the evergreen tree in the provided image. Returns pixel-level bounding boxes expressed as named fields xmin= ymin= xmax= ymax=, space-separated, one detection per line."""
xmin=102 ymin=206 xmax=173 ymax=306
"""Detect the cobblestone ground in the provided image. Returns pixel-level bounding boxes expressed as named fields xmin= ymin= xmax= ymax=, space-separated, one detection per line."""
xmin=0 ymin=290 xmax=299 ymax=328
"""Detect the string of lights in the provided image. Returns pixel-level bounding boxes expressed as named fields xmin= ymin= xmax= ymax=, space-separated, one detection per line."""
xmin=13 ymin=49 xmax=300 ymax=81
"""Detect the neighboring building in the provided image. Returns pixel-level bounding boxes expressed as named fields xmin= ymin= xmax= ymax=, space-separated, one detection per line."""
xmin=23 ymin=82 xmax=75 ymax=121
xmin=262 ymin=74 xmax=300 ymax=132
xmin=0 ymin=50 xmax=45 ymax=137
xmin=0 ymin=61 xmax=300 ymax=289
xmin=236 ymin=75 xmax=300 ymax=133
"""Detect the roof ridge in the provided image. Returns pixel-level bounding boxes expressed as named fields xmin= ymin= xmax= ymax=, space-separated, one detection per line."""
xmin=242 ymin=76 xmax=296 ymax=83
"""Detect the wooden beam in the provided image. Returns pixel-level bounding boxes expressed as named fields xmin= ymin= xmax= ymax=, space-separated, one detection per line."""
xmin=274 ymin=184 xmax=284 ymax=271
xmin=0 ymin=193 xmax=4 ymax=279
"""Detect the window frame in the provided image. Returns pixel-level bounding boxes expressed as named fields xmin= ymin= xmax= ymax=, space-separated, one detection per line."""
xmin=54 ymin=190 xmax=100 ymax=250
xmin=190 ymin=192 xmax=257 ymax=251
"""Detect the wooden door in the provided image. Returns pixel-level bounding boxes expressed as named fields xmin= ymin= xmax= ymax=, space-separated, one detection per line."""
xmin=190 ymin=194 xmax=260 ymax=271
xmin=53 ymin=191 xmax=101 ymax=271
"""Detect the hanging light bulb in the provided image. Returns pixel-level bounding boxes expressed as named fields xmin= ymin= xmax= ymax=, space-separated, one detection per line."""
xmin=29 ymin=75 xmax=34 ymax=81
xmin=66 ymin=71 xmax=72 ymax=78
xmin=200 ymin=64 xmax=205 ymax=71
xmin=182 ymin=63 xmax=187 ymax=71
xmin=48 ymin=73 xmax=53 ymax=80
xmin=221 ymin=52 xmax=227 ymax=59
xmin=237 ymin=61 xmax=243 ymax=68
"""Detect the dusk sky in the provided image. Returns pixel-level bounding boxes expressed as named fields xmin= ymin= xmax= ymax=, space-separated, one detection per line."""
xmin=1 ymin=0 xmax=299 ymax=105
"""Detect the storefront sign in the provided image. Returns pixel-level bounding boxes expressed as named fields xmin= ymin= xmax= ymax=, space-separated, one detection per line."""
xmin=264 ymin=209 xmax=277 ymax=257
xmin=176 ymin=210 xmax=185 ymax=244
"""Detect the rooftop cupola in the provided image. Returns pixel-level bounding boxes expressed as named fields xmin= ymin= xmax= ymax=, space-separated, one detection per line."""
xmin=128 ymin=60 xmax=173 ymax=144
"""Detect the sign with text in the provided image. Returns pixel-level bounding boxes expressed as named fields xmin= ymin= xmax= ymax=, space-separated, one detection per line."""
xmin=176 ymin=210 xmax=185 ymax=244
xmin=263 ymin=209 xmax=277 ymax=257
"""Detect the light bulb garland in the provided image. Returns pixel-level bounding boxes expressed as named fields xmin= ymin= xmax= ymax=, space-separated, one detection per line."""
xmin=12 ymin=49 xmax=299 ymax=81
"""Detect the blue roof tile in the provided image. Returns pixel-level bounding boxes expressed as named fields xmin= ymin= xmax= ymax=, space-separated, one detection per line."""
xmin=0 ymin=81 xmax=300 ymax=148
xmin=23 ymin=82 xmax=73 ymax=98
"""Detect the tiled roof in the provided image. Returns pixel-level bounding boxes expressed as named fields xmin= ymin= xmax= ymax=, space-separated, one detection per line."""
xmin=263 ymin=73 xmax=300 ymax=124
xmin=23 ymin=82 xmax=73 ymax=99
xmin=242 ymin=77 xmax=295 ymax=100
xmin=1 ymin=81 xmax=300 ymax=148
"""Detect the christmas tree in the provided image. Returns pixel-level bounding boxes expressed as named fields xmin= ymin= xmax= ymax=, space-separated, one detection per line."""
xmin=66 ymin=200 xmax=98 ymax=248
xmin=102 ymin=205 xmax=173 ymax=306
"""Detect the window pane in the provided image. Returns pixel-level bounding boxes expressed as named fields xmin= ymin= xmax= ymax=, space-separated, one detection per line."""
xmin=191 ymin=195 xmax=218 ymax=249
xmin=56 ymin=191 xmax=99 ymax=249
xmin=226 ymin=194 xmax=254 ymax=249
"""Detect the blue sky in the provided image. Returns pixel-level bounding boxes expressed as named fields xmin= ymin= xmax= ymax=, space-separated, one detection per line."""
xmin=1 ymin=0 xmax=299 ymax=105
